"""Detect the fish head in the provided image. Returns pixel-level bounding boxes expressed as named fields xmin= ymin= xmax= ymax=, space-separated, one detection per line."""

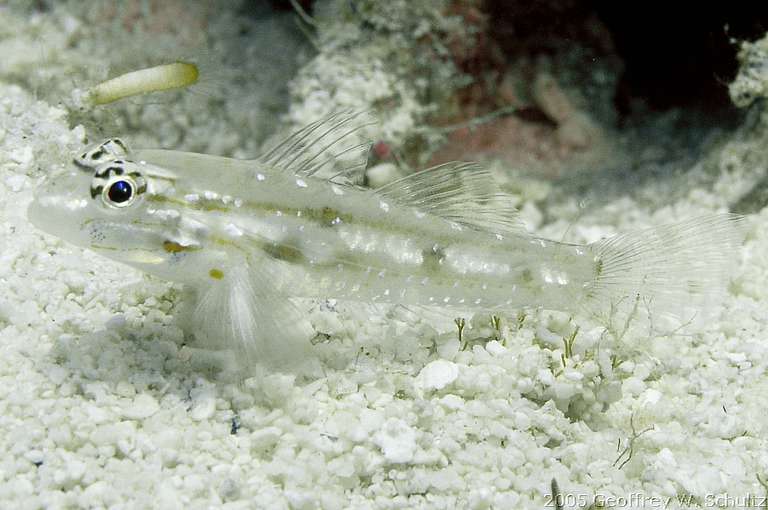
xmin=28 ymin=147 xmax=181 ymax=271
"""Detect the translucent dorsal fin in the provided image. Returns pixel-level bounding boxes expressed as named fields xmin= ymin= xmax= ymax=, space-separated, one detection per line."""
xmin=258 ymin=110 xmax=375 ymax=184
xmin=374 ymin=162 xmax=527 ymax=237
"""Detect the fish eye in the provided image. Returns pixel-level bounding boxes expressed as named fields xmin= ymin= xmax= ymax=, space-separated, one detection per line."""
xmin=103 ymin=178 xmax=136 ymax=207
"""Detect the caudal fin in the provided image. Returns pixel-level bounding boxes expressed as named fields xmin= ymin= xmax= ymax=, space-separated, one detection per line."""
xmin=586 ymin=214 xmax=746 ymax=324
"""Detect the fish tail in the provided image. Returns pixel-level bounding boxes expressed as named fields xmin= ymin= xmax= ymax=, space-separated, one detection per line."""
xmin=585 ymin=213 xmax=746 ymax=323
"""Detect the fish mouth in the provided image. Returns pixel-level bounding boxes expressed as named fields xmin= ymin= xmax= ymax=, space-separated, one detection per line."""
xmin=27 ymin=169 xmax=92 ymax=239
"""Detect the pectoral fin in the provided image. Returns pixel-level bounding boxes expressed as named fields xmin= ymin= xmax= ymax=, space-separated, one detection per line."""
xmin=186 ymin=257 xmax=314 ymax=377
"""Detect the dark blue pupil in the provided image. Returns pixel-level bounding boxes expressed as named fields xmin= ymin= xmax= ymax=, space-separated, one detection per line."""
xmin=108 ymin=180 xmax=133 ymax=203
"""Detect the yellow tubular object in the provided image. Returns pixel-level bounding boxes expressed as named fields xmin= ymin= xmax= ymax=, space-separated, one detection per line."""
xmin=87 ymin=62 xmax=200 ymax=105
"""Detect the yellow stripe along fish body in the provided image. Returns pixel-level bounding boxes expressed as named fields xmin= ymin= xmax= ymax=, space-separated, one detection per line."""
xmin=27 ymin=112 xmax=745 ymax=375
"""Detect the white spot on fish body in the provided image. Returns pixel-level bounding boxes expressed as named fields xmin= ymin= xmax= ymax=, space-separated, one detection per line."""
xmin=184 ymin=193 xmax=200 ymax=202
xmin=398 ymin=250 xmax=423 ymax=265
xmin=379 ymin=201 xmax=390 ymax=213
xmin=68 ymin=198 xmax=88 ymax=210
xmin=256 ymin=173 xmax=266 ymax=181
xmin=296 ymin=178 xmax=308 ymax=188
xmin=153 ymin=209 xmax=180 ymax=221
xmin=331 ymin=185 xmax=345 ymax=196
xmin=224 ymin=223 xmax=243 ymax=238
xmin=203 ymin=190 xmax=219 ymax=200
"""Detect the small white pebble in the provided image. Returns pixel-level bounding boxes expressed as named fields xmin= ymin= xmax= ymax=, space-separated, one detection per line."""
xmin=122 ymin=393 xmax=160 ymax=420
xmin=4 ymin=174 xmax=28 ymax=192
xmin=190 ymin=389 xmax=216 ymax=421
xmin=251 ymin=426 xmax=282 ymax=449
xmin=24 ymin=449 xmax=44 ymax=465
xmin=485 ymin=340 xmax=506 ymax=356
xmin=416 ymin=360 xmax=458 ymax=391
xmin=365 ymin=163 xmax=400 ymax=188
xmin=9 ymin=146 xmax=33 ymax=165
xmin=218 ymin=478 xmax=240 ymax=501
xmin=105 ymin=315 xmax=126 ymax=330
xmin=373 ymin=418 xmax=417 ymax=464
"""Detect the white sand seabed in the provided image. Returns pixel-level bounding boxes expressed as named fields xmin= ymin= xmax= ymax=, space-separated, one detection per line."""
xmin=3 ymin=3 xmax=768 ymax=510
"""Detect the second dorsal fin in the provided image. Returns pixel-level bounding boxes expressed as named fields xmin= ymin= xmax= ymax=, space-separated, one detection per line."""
xmin=374 ymin=162 xmax=527 ymax=237
xmin=258 ymin=110 xmax=375 ymax=184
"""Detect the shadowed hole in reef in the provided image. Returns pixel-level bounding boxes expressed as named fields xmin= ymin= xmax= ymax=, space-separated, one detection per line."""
xmin=488 ymin=0 xmax=768 ymax=114
xmin=482 ymin=1 xmax=768 ymax=213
